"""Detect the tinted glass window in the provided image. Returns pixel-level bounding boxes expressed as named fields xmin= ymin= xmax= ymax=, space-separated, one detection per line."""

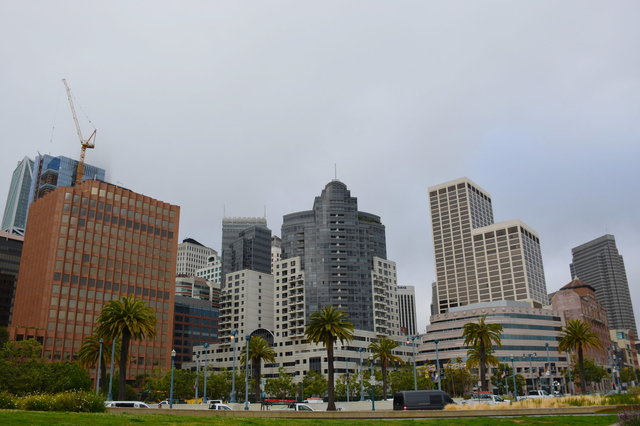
xmin=429 ymin=395 xmax=443 ymax=404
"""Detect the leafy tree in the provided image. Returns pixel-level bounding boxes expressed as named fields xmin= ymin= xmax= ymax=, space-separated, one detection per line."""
xmin=558 ymin=319 xmax=603 ymax=394
xmin=335 ymin=372 xmax=359 ymax=401
xmin=369 ymin=336 xmax=403 ymax=400
xmin=1 ymin=338 xmax=42 ymax=360
xmin=77 ymin=334 xmax=119 ymax=393
xmin=0 ymin=327 xmax=8 ymax=347
xmin=389 ymin=363 xmax=434 ymax=393
xmin=302 ymin=370 xmax=327 ymax=399
xmin=462 ymin=315 xmax=503 ymax=391
xmin=442 ymin=358 xmax=477 ymax=397
xmin=95 ymin=296 xmax=157 ymax=400
xmin=305 ymin=306 xmax=354 ymax=411
xmin=203 ymin=370 xmax=243 ymax=401
xmin=490 ymin=363 xmax=526 ymax=396
xmin=621 ymin=367 xmax=638 ymax=384
xmin=240 ymin=336 xmax=276 ymax=402
xmin=265 ymin=367 xmax=296 ymax=399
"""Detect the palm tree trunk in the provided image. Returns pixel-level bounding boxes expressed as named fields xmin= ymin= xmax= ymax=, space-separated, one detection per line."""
xmin=382 ymin=362 xmax=388 ymax=400
xmin=253 ymin=358 xmax=261 ymax=402
xmin=327 ymin=340 xmax=336 ymax=411
xmin=578 ymin=345 xmax=587 ymax=395
xmin=119 ymin=331 xmax=130 ymax=400
xmin=480 ymin=346 xmax=487 ymax=391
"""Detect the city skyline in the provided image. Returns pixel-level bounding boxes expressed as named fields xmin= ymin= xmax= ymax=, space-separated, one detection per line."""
xmin=1 ymin=2 xmax=639 ymax=333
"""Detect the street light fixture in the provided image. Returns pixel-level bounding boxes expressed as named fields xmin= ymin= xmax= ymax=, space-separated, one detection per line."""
xmin=358 ymin=348 xmax=365 ymax=401
xmin=545 ymin=343 xmax=551 ymax=394
xmin=510 ymin=356 xmax=517 ymax=401
xmin=244 ymin=335 xmax=250 ymax=411
xmin=434 ymin=339 xmax=441 ymax=391
xmin=369 ymin=355 xmax=375 ymax=412
xmin=195 ymin=353 xmax=200 ymax=403
xmin=407 ymin=336 xmax=418 ymax=390
xmin=203 ymin=342 xmax=210 ymax=404
xmin=231 ymin=330 xmax=238 ymax=403
xmin=170 ymin=349 xmax=176 ymax=409
xmin=95 ymin=338 xmax=103 ymax=395
xmin=524 ymin=353 xmax=537 ymax=391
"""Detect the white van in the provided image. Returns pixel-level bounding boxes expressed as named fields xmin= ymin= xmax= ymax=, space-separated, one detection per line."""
xmin=105 ymin=401 xmax=150 ymax=408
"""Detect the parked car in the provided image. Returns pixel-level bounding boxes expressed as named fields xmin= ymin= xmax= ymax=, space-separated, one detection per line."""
xmin=463 ymin=393 xmax=509 ymax=405
xmin=207 ymin=400 xmax=224 ymax=409
xmin=209 ymin=403 xmax=232 ymax=410
xmin=105 ymin=401 xmax=150 ymax=408
xmin=393 ymin=390 xmax=455 ymax=410
xmin=280 ymin=403 xmax=315 ymax=411
xmin=518 ymin=390 xmax=553 ymax=400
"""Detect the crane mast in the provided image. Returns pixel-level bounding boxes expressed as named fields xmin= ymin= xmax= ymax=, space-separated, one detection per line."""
xmin=62 ymin=78 xmax=96 ymax=185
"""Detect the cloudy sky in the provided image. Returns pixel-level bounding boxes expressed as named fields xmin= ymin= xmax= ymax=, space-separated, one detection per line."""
xmin=1 ymin=1 xmax=639 ymax=333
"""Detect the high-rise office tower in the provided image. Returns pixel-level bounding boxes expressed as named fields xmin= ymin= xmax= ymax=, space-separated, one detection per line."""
xmin=281 ymin=180 xmax=389 ymax=332
xmin=221 ymin=217 xmax=268 ymax=280
xmin=271 ymin=235 xmax=282 ymax=272
xmin=570 ymin=235 xmax=637 ymax=337
xmin=1 ymin=157 xmax=34 ymax=236
xmin=226 ymin=225 xmax=272 ymax=275
xmin=397 ymin=285 xmax=417 ymax=336
xmin=10 ymin=180 xmax=179 ymax=375
xmin=0 ymin=231 xmax=24 ymax=326
xmin=29 ymin=154 xmax=106 ymax=204
xmin=429 ymin=178 xmax=548 ymax=314
xmin=176 ymin=238 xmax=217 ymax=276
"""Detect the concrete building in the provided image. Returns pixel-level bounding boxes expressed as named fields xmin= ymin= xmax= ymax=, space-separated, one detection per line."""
xmin=397 ymin=285 xmax=417 ymax=336
xmin=10 ymin=180 xmax=179 ymax=377
xmin=175 ymin=275 xmax=213 ymax=300
xmin=419 ymin=300 xmax=568 ymax=394
xmin=271 ymin=235 xmax=281 ymax=272
xmin=176 ymin=238 xmax=217 ymax=276
xmin=173 ymin=295 xmax=219 ymax=369
xmin=1 ymin=157 xmax=34 ymax=236
xmin=551 ymin=278 xmax=612 ymax=367
xmin=610 ymin=329 xmax=639 ymax=370
xmin=195 ymin=252 xmax=222 ymax=286
xmin=429 ymin=178 xmax=549 ymax=315
xmin=570 ymin=235 xmax=637 ymax=337
xmin=226 ymin=225 xmax=272 ymax=276
xmin=221 ymin=217 xmax=268 ymax=281
xmin=29 ymin=154 xmax=105 ymax=206
xmin=0 ymin=231 xmax=23 ymax=326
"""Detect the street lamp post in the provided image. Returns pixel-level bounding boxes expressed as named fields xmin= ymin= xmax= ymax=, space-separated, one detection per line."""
xmin=203 ymin=343 xmax=210 ymax=404
xmin=545 ymin=343 xmax=551 ymax=394
xmin=170 ymin=349 xmax=176 ymax=409
xmin=370 ymin=355 xmax=375 ymax=411
xmin=231 ymin=330 xmax=238 ymax=403
xmin=407 ymin=336 xmax=418 ymax=390
xmin=524 ymin=353 xmax=537 ymax=391
xmin=510 ymin=356 xmax=517 ymax=401
xmin=346 ymin=367 xmax=350 ymax=403
xmin=434 ymin=340 xmax=441 ymax=391
xmin=244 ymin=335 xmax=250 ymax=411
xmin=195 ymin=354 xmax=200 ymax=403
xmin=95 ymin=338 xmax=103 ymax=395
xmin=107 ymin=339 xmax=116 ymax=401
xmin=359 ymin=348 xmax=365 ymax=401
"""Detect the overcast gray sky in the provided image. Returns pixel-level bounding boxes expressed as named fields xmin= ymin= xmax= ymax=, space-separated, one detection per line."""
xmin=1 ymin=1 xmax=639 ymax=333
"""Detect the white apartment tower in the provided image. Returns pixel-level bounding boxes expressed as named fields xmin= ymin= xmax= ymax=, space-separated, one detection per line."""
xmin=397 ymin=285 xmax=417 ymax=336
xmin=195 ymin=252 xmax=222 ymax=286
xmin=429 ymin=178 xmax=548 ymax=315
xmin=176 ymin=238 xmax=217 ymax=276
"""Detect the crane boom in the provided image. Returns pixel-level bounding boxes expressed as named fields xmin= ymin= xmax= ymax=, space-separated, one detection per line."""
xmin=62 ymin=78 xmax=96 ymax=185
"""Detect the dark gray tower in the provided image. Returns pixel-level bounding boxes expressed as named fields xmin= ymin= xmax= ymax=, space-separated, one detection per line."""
xmin=281 ymin=180 xmax=386 ymax=331
xmin=221 ymin=217 xmax=268 ymax=280
xmin=228 ymin=225 xmax=272 ymax=274
xmin=570 ymin=234 xmax=637 ymax=337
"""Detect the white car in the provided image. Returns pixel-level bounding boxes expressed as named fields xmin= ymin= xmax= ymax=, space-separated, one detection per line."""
xmin=518 ymin=390 xmax=554 ymax=401
xmin=209 ymin=403 xmax=232 ymax=410
xmin=464 ymin=394 xmax=509 ymax=405
xmin=105 ymin=401 xmax=150 ymax=408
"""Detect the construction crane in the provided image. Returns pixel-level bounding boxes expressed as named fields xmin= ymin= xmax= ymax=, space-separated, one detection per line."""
xmin=62 ymin=78 xmax=97 ymax=186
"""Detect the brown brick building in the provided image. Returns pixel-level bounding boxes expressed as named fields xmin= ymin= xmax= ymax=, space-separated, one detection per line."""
xmin=551 ymin=278 xmax=612 ymax=366
xmin=10 ymin=180 xmax=179 ymax=377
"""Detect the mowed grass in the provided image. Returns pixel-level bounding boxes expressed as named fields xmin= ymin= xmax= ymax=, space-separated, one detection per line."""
xmin=0 ymin=411 xmax=620 ymax=425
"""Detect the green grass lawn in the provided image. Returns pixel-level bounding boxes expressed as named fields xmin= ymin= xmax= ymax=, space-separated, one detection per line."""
xmin=0 ymin=411 xmax=621 ymax=425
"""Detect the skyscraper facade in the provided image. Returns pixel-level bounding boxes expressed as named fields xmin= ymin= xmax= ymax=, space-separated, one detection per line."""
xmin=10 ymin=180 xmax=179 ymax=376
xmin=226 ymin=225 xmax=272 ymax=275
xmin=570 ymin=234 xmax=637 ymax=337
xmin=429 ymin=178 xmax=548 ymax=314
xmin=0 ymin=231 xmax=23 ymax=327
xmin=1 ymin=157 xmax=34 ymax=236
xmin=281 ymin=180 xmax=387 ymax=331
xmin=176 ymin=238 xmax=217 ymax=276
xmin=397 ymin=285 xmax=417 ymax=336
xmin=220 ymin=217 xmax=268 ymax=280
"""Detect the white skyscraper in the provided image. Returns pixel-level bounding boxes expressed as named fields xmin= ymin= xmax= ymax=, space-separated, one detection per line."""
xmin=397 ymin=285 xmax=417 ymax=336
xmin=176 ymin=238 xmax=217 ymax=276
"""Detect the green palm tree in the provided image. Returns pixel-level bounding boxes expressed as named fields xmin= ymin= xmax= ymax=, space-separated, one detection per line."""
xmin=240 ymin=336 xmax=276 ymax=401
xmin=462 ymin=315 xmax=503 ymax=391
xmin=77 ymin=333 xmax=120 ymax=393
xmin=558 ymin=319 xmax=602 ymax=394
xmin=369 ymin=336 xmax=403 ymax=400
xmin=305 ymin=306 xmax=354 ymax=411
xmin=95 ymin=296 xmax=156 ymax=400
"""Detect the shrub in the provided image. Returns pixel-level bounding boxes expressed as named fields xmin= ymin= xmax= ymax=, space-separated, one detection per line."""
xmin=17 ymin=394 xmax=54 ymax=411
xmin=0 ymin=391 xmax=16 ymax=409
xmin=605 ymin=393 xmax=640 ymax=406
xmin=618 ymin=410 xmax=640 ymax=426
xmin=15 ymin=391 xmax=105 ymax=413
